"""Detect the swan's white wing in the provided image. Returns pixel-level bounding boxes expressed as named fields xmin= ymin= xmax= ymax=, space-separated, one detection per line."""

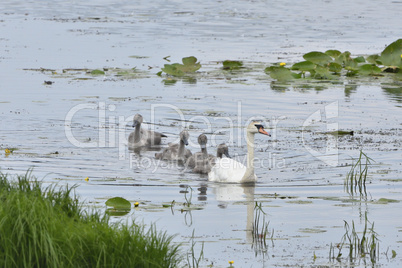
xmin=208 ymin=158 xmax=246 ymax=183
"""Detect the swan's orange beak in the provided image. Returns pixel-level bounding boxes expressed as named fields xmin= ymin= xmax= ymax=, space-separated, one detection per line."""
xmin=258 ymin=127 xmax=271 ymax=136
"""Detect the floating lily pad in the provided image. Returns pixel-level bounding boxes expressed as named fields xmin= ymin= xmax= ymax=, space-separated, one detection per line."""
xmin=90 ymin=69 xmax=105 ymax=75
xmin=324 ymin=130 xmax=354 ymax=136
xmin=222 ymin=60 xmax=243 ymax=70
xmin=161 ymin=56 xmax=201 ymax=76
xmin=291 ymin=61 xmax=316 ymax=72
xmin=366 ymin=54 xmax=381 ymax=65
xmin=303 ymin=51 xmax=333 ymax=65
xmin=375 ymin=198 xmax=399 ymax=204
xmin=380 ymin=39 xmax=402 ymax=67
xmin=359 ymin=64 xmax=382 ymax=75
xmin=105 ymin=197 xmax=132 ymax=209
xmin=325 ymin=49 xmax=342 ymax=58
xmin=266 ymin=66 xmax=299 ymax=81
xmin=328 ymin=62 xmax=343 ymax=73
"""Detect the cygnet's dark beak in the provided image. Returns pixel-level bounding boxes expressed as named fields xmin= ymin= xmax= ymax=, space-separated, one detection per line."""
xmin=132 ymin=121 xmax=138 ymax=128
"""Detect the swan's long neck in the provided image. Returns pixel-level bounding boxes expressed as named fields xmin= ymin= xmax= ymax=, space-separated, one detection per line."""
xmin=201 ymin=146 xmax=208 ymax=156
xmin=134 ymin=123 xmax=141 ymax=143
xmin=241 ymin=131 xmax=256 ymax=183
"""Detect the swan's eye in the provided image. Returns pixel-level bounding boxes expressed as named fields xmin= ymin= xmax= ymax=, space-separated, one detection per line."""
xmin=254 ymin=124 xmax=264 ymax=130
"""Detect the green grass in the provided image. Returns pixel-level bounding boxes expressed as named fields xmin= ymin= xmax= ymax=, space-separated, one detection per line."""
xmin=330 ymin=212 xmax=379 ymax=265
xmin=0 ymin=171 xmax=182 ymax=268
xmin=344 ymin=150 xmax=374 ymax=196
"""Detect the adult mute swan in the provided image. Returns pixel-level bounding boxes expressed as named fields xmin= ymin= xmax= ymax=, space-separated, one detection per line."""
xmin=128 ymin=114 xmax=167 ymax=149
xmin=155 ymin=130 xmax=192 ymax=162
xmin=208 ymin=122 xmax=270 ymax=183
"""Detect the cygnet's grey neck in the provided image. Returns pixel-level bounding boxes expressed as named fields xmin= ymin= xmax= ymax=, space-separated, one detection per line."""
xmin=134 ymin=123 xmax=142 ymax=143
xmin=178 ymin=140 xmax=186 ymax=158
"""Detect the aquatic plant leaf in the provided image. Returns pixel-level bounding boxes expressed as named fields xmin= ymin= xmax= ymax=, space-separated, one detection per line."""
xmin=328 ymin=62 xmax=342 ymax=73
xmin=376 ymin=198 xmax=399 ymax=204
xmin=313 ymin=65 xmax=334 ymax=79
xmin=353 ymin=56 xmax=366 ymax=64
xmin=105 ymin=197 xmax=132 ymax=209
xmin=303 ymin=51 xmax=333 ymax=65
xmin=359 ymin=64 xmax=382 ymax=75
xmin=182 ymin=56 xmax=197 ymax=66
xmin=325 ymin=130 xmax=354 ymax=136
xmin=160 ymin=56 xmax=201 ymax=76
xmin=325 ymin=50 xmax=342 ymax=58
xmin=222 ymin=60 xmax=243 ymax=70
xmin=90 ymin=69 xmax=105 ymax=75
xmin=335 ymin=51 xmax=352 ymax=65
xmin=291 ymin=61 xmax=316 ymax=72
xmin=178 ymin=56 xmax=201 ymax=72
xmin=380 ymin=39 xmax=402 ymax=66
xmin=161 ymin=64 xmax=185 ymax=77
xmin=366 ymin=54 xmax=381 ymax=65
xmin=268 ymin=66 xmax=297 ymax=81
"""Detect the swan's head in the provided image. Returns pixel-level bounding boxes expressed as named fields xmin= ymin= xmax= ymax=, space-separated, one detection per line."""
xmin=198 ymin=134 xmax=208 ymax=149
xmin=217 ymin=143 xmax=230 ymax=158
xmin=247 ymin=121 xmax=270 ymax=136
xmin=132 ymin=114 xmax=143 ymax=127
xmin=180 ymin=130 xmax=190 ymax=146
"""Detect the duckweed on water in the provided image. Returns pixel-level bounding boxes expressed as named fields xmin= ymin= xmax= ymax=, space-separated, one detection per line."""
xmin=0 ymin=172 xmax=182 ymax=268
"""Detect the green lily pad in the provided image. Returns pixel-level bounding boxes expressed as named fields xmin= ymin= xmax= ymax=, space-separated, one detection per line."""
xmin=353 ymin=56 xmax=366 ymax=64
xmin=328 ymin=62 xmax=342 ymax=73
xmin=161 ymin=56 xmax=201 ymax=76
xmin=359 ymin=64 xmax=382 ymax=75
xmin=375 ymin=198 xmax=399 ymax=204
xmin=222 ymin=60 xmax=243 ymax=70
xmin=266 ymin=66 xmax=298 ymax=81
xmin=303 ymin=51 xmax=333 ymax=65
xmin=366 ymin=54 xmax=382 ymax=65
xmin=291 ymin=61 xmax=316 ymax=72
xmin=161 ymin=64 xmax=185 ymax=77
xmin=324 ymin=130 xmax=354 ymax=136
xmin=380 ymin=39 xmax=402 ymax=67
xmin=313 ymin=65 xmax=333 ymax=79
xmin=105 ymin=197 xmax=132 ymax=209
xmin=334 ymin=51 xmax=352 ymax=65
xmin=325 ymin=49 xmax=342 ymax=58
xmin=90 ymin=69 xmax=105 ymax=75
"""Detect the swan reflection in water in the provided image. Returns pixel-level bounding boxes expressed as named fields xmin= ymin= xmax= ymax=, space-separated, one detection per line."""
xmin=212 ymin=183 xmax=256 ymax=243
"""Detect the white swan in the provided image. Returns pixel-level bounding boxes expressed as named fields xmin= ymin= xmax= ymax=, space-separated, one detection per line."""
xmin=155 ymin=130 xmax=192 ymax=162
xmin=128 ymin=114 xmax=167 ymax=149
xmin=208 ymin=122 xmax=270 ymax=183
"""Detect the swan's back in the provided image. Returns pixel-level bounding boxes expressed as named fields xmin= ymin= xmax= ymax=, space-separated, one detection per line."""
xmin=155 ymin=143 xmax=179 ymax=160
xmin=128 ymin=114 xmax=166 ymax=148
xmin=208 ymin=158 xmax=247 ymax=183
xmin=155 ymin=130 xmax=192 ymax=161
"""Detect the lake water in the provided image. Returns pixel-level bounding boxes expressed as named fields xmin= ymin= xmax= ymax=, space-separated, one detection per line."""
xmin=1 ymin=1 xmax=402 ymax=267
